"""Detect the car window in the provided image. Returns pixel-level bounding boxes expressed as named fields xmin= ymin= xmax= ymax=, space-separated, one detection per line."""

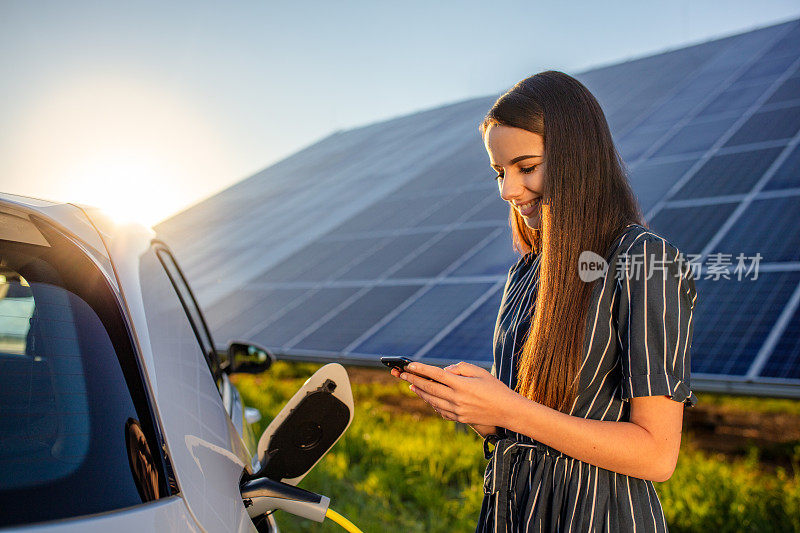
xmin=0 ymin=219 xmax=169 ymax=528
xmin=153 ymin=245 xmax=223 ymax=393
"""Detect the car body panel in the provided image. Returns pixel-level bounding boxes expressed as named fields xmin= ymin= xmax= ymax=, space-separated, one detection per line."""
xmin=1 ymin=497 xmax=199 ymax=533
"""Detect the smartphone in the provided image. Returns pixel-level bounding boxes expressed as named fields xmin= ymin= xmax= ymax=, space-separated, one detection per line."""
xmin=380 ymin=356 xmax=414 ymax=372
xmin=381 ymin=356 xmax=447 ymax=385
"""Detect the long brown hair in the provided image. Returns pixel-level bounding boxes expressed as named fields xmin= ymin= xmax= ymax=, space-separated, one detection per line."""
xmin=480 ymin=71 xmax=645 ymax=414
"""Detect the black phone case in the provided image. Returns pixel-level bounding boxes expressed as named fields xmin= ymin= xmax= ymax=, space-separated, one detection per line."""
xmin=380 ymin=356 xmax=413 ymax=371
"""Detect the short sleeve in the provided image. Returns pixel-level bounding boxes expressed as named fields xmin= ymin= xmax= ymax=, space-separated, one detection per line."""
xmin=615 ymin=236 xmax=698 ymax=408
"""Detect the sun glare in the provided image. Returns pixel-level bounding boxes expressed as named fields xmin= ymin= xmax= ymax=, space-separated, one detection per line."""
xmin=68 ymin=152 xmax=179 ymax=227
xmin=8 ymin=75 xmax=236 ymax=228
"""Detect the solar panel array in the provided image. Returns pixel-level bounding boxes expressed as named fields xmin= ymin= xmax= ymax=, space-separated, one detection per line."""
xmin=155 ymin=18 xmax=800 ymax=397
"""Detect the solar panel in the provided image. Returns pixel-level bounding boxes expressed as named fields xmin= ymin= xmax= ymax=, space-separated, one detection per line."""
xmin=764 ymin=73 xmax=800 ymax=105
xmin=764 ymin=143 xmax=800 ymax=190
xmin=248 ymin=287 xmax=361 ymax=348
xmin=732 ymin=53 xmax=798 ymax=84
xmin=351 ymin=283 xmax=494 ymax=357
xmin=333 ymin=232 xmax=436 ymax=280
xmin=636 ymin=96 xmax=700 ymax=129
xmin=617 ymin=125 xmax=672 ymax=161
xmin=412 ymin=188 xmax=496 ymax=227
xmin=290 ymin=284 xmax=424 ymax=352
xmin=762 ymin=22 xmax=800 ymax=58
xmin=647 ymin=202 xmax=739 ymax=255
xmin=696 ymin=81 xmax=771 ymax=117
xmin=446 ymin=229 xmax=518 ymax=277
xmin=653 ymin=115 xmax=739 ymax=157
xmin=761 ymin=299 xmax=800 ymax=379
xmin=329 ymin=193 xmax=446 ymax=235
xmin=466 ymin=197 xmax=511 ymax=222
xmin=153 ymin=17 xmax=800 ymax=398
xmin=672 ymin=146 xmax=784 ymax=199
xmin=627 ymin=157 xmax=699 ymax=212
xmin=714 ymin=195 xmax=800 ymax=263
xmin=421 ymin=287 xmax=504 ymax=362
xmin=388 ymin=226 xmax=497 ymax=279
xmin=400 ymin=136 xmax=493 ymax=194
xmin=250 ymin=238 xmax=387 ymax=283
xmin=723 ymin=105 xmax=800 ymax=147
xmin=208 ymin=288 xmax=311 ymax=345
xmin=692 ymin=271 xmax=800 ymax=375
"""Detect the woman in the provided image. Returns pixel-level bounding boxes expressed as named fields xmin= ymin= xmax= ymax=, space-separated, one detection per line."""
xmin=390 ymin=70 xmax=698 ymax=532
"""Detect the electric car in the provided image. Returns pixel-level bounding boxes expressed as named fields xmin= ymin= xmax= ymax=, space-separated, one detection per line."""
xmin=0 ymin=192 xmax=354 ymax=532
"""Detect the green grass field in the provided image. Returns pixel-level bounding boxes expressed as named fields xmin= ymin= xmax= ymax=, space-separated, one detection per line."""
xmin=233 ymin=362 xmax=800 ymax=533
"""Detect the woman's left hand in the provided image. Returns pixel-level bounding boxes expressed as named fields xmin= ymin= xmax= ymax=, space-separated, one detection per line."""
xmin=393 ymin=361 xmax=516 ymax=427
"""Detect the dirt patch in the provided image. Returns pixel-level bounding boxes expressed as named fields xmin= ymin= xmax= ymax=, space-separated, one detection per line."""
xmin=684 ymin=406 xmax=800 ymax=473
xmin=345 ymin=365 xmax=401 ymax=386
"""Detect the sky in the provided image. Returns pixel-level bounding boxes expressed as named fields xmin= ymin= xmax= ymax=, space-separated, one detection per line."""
xmin=1 ymin=1 xmax=800 ymax=226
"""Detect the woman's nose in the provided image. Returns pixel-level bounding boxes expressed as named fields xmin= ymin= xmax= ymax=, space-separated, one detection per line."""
xmin=499 ymin=173 xmax=524 ymax=203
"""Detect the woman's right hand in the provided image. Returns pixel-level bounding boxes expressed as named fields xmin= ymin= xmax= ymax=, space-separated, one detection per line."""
xmin=441 ymin=364 xmax=498 ymax=437
xmin=390 ymin=366 xmax=499 ymax=437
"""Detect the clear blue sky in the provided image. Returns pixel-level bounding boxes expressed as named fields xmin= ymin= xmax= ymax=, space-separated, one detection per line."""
xmin=2 ymin=0 xmax=799 ymax=224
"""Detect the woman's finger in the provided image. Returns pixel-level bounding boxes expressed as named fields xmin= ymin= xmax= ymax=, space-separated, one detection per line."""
xmin=406 ymin=362 xmax=458 ymax=388
xmin=433 ymin=406 xmax=457 ymax=421
xmin=427 ymin=400 xmax=457 ymax=420
xmin=402 ymin=372 xmax=456 ymax=403
xmin=411 ymin=383 xmax=456 ymax=413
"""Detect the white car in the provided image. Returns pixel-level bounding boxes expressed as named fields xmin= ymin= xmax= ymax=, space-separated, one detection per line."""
xmin=0 ymin=192 xmax=355 ymax=532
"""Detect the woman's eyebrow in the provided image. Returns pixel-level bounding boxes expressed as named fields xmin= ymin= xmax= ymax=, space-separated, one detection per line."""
xmin=490 ymin=154 xmax=542 ymax=167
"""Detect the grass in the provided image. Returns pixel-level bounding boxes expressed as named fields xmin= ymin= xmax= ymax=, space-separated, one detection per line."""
xmin=232 ymin=362 xmax=800 ymax=533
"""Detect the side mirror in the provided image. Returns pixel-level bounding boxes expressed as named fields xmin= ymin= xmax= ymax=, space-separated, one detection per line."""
xmin=220 ymin=341 xmax=275 ymax=374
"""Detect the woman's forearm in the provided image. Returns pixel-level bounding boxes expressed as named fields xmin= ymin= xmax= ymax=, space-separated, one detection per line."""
xmin=499 ymin=393 xmax=671 ymax=482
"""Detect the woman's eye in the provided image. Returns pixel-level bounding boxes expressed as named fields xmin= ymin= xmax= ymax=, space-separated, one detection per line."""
xmin=521 ymin=165 xmax=537 ymax=174
xmin=493 ymin=172 xmax=504 ymax=181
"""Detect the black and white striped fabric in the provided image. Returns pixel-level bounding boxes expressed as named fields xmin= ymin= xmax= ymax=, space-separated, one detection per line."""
xmin=476 ymin=223 xmax=698 ymax=533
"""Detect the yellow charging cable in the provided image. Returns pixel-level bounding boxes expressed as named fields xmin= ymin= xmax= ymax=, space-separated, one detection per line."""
xmin=325 ymin=507 xmax=363 ymax=533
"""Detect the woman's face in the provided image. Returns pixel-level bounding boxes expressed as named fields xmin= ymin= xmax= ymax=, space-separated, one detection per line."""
xmin=483 ymin=123 xmax=545 ymax=230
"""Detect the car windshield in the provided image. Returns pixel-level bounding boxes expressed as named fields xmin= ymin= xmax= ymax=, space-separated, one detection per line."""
xmin=0 ymin=216 xmax=168 ymax=527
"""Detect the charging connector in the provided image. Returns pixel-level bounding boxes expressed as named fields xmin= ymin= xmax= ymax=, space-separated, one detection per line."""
xmin=241 ymin=476 xmax=330 ymax=522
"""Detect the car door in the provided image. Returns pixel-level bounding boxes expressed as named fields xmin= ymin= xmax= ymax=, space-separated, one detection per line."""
xmin=153 ymin=245 xmax=259 ymax=463
xmin=139 ymin=242 xmax=256 ymax=533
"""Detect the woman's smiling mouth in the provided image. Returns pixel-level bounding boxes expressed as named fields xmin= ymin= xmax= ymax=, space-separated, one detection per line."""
xmin=515 ymin=197 xmax=541 ymax=216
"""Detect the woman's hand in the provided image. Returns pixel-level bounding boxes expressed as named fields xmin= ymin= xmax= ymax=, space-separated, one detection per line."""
xmin=389 ymin=361 xmax=516 ymax=428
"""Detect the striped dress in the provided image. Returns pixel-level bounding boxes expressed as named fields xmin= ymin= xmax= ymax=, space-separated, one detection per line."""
xmin=476 ymin=223 xmax=698 ymax=533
